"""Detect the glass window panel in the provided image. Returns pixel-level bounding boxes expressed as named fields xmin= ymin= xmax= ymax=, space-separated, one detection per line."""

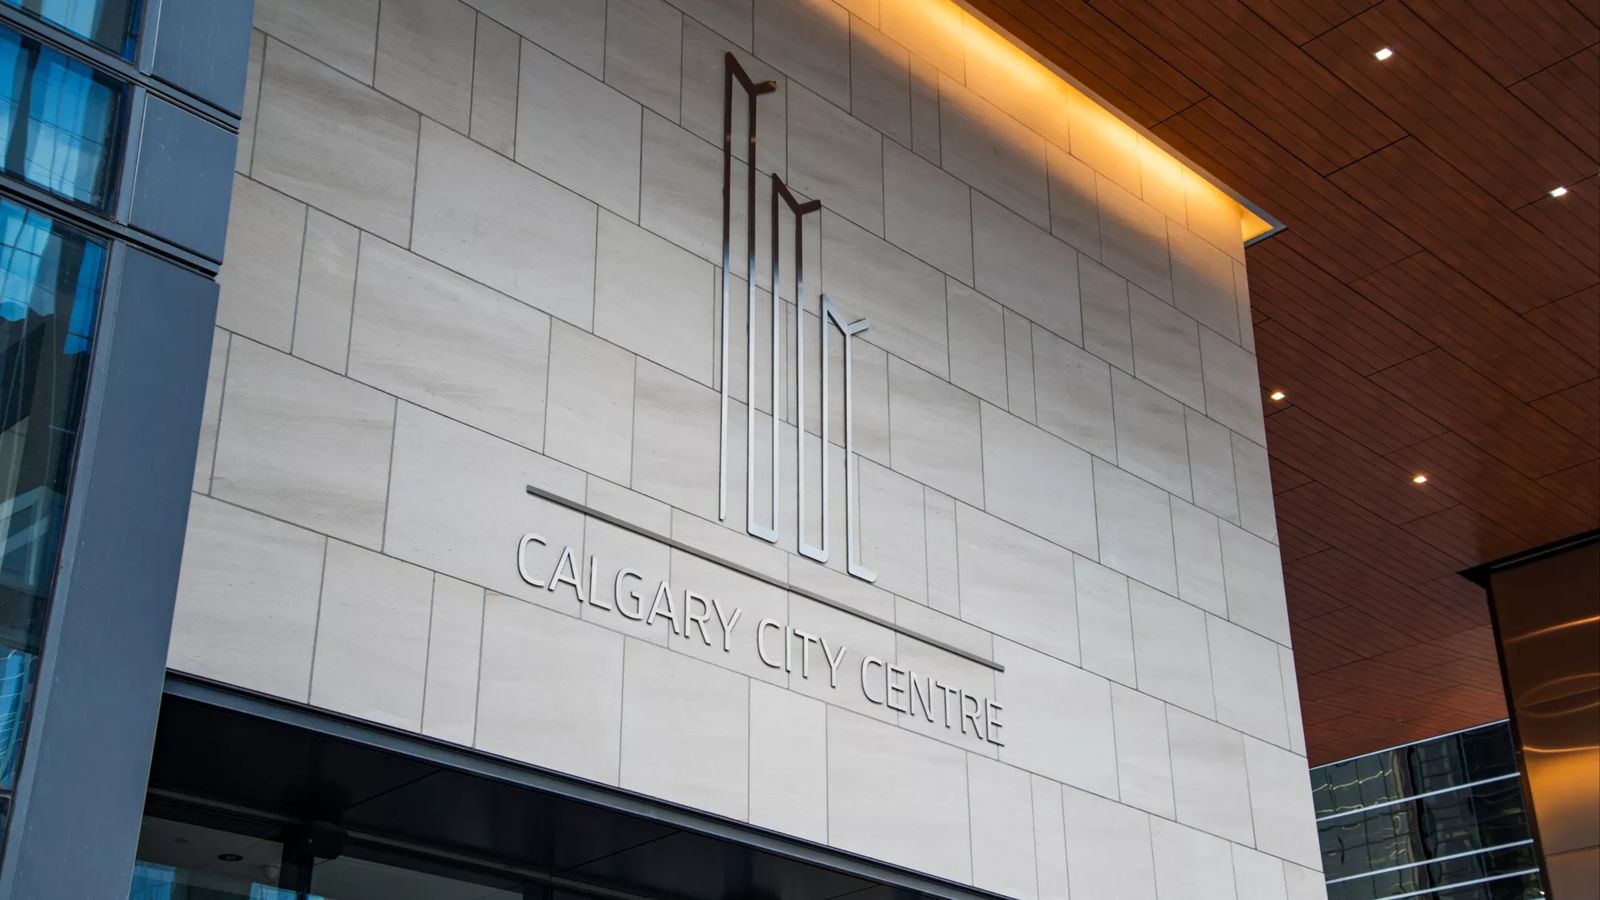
xmin=1367 ymin=753 xmax=1405 ymax=807
xmin=0 ymin=198 xmax=104 ymax=809
xmin=1475 ymin=870 xmax=1546 ymax=900
xmin=0 ymin=25 xmax=123 ymax=209
xmin=133 ymin=816 xmax=555 ymax=900
xmin=1318 ymin=778 xmax=1534 ymax=881
xmin=1376 ymin=845 xmax=1538 ymax=896
xmin=1310 ymin=767 xmax=1335 ymax=817
xmin=1458 ymin=724 xmax=1519 ymax=782
xmin=1317 ymin=724 xmax=1524 ymax=821
xmin=132 ymin=817 xmax=287 ymax=900
xmin=3 ymin=0 xmax=140 ymax=58
xmin=1315 ymin=723 xmax=1542 ymax=900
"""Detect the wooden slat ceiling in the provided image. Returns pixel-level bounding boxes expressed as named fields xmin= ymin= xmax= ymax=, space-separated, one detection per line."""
xmin=970 ymin=0 xmax=1600 ymax=765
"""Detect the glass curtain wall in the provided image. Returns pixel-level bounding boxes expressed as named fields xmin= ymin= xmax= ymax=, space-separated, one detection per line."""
xmin=0 ymin=182 xmax=106 ymax=830
xmin=3 ymin=0 xmax=140 ymax=57
xmin=0 ymin=25 xmax=124 ymax=208
xmin=0 ymin=0 xmax=133 ymax=841
xmin=1312 ymin=720 xmax=1545 ymax=899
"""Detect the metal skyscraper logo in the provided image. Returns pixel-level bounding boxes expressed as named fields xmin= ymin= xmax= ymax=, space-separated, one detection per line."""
xmin=715 ymin=54 xmax=877 ymax=584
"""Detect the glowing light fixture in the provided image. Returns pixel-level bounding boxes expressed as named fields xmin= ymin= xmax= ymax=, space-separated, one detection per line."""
xmin=1374 ymin=47 xmax=1394 ymax=61
xmin=1269 ymin=390 xmax=1286 ymax=402
xmin=1412 ymin=473 xmax=1428 ymax=485
xmin=1550 ymin=186 xmax=1569 ymax=198
xmin=875 ymin=0 xmax=1275 ymax=243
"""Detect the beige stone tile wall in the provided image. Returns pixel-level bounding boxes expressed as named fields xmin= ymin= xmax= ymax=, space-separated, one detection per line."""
xmin=175 ymin=0 xmax=1318 ymax=896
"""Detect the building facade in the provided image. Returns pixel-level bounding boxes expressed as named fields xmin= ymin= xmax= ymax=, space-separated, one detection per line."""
xmin=3 ymin=1 xmax=1328 ymax=897
xmin=0 ymin=0 xmax=249 ymax=896
xmin=1313 ymin=721 xmax=1545 ymax=899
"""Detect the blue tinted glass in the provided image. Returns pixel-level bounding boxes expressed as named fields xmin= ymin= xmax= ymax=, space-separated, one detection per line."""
xmin=3 ymin=0 xmax=140 ymax=58
xmin=0 ymin=198 xmax=105 ymax=806
xmin=0 ymin=25 xmax=123 ymax=208
xmin=0 ymin=650 xmax=30 ymax=786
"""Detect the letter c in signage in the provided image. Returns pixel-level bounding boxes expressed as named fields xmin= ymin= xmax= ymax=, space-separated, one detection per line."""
xmin=517 ymin=533 xmax=548 ymax=587
xmin=860 ymin=655 xmax=886 ymax=705
xmin=756 ymin=618 xmax=783 ymax=669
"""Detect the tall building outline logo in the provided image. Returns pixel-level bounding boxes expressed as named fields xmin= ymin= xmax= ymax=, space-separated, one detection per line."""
xmin=716 ymin=53 xmax=876 ymax=584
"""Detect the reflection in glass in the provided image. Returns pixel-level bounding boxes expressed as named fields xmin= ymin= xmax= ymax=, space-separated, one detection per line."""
xmin=1320 ymin=777 xmax=1533 ymax=879
xmin=2 ymin=0 xmax=140 ymax=58
xmin=1312 ymin=723 xmax=1519 ymax=818
xmin=0 ymin=25 xmax=122 ymax=208
xmin=1326 ymin=843 xmax=1540 ymax=900
xmin=1315 ymin=722 xmax=1546 ymax=899
xmin=132 ymin=816 xmax=544 ymax=900
xmin=0 ymin=197 xmax=104 ymax=828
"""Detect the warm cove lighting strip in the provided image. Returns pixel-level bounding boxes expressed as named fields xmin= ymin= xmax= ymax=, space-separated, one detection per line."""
xmin=881 ymin=0 xmax=1279 ymax=242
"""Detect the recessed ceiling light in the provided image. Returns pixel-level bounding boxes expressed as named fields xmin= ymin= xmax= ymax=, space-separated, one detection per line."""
xmin=1374 ymin=47 xmax=1394 ymax=61
xmin=1550 ymin=186 xmax=1569 ymax=198
xmin=1411 ymin=474 xmax=1428 ymax=485
xmin=1269 ymin=390 xmax=1287 ymax=401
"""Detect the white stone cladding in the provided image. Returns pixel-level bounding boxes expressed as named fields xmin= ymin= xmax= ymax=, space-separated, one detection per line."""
xmin=177 ymin=1 xmax=1324 ymax=896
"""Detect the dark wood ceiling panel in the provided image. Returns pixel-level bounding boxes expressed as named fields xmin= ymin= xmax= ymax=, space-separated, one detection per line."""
xmin=1302 ymin=653 xmax=1468 ymax=706
xmin=1350 ymin=252 xmax=1598 ymax=401
xmin=1403 ymin=0 xmax=1599 ymax=85
xmin=1404 ymin=504 xmax=1527 ymax=568
xmin=1534 ymin=379 xmax=1600 ymax=448
xmin=1306 ymin=1 xmax=1598 ymax=205
xmin=1330 ymin=138 xmax=1597 ymax=312
xmin=1156 ymin=101 xmax=1420 ymax=278
xmin=1252 ymin=317 xmax=1446 ymax=454
xmin=1275 ymin=482 xmax=1480 ymax=597
xmin=1270 ymin=453 xmax=1315 ymax=494
xmin=1265 ymin=406 xmax=1455 ymax=524
xmin=1078 ymin=0 xmax=1403 ymax=169
xmin=1279 ymin=519 xmax=1334 ymax=560
xmin=1296 ymin=546 xmax=1458 ymax=622
xmin=1294 ymin=607 xmax=1423 ymax=671
xmin=1431 ymin=623 xmax=1501 ymax=659
xmin=1374 ymin=350 xmax=1597 ymax=478
xmin=1517 ymin=174 xmax=1600 ymax=275
xmin=1510 ymin=45 xmax=1600 ymax=155
xmin=1298 ymin=685 xmax=1377 ymax=725
xmin=1415 ymin=571 xmax=1496 ymax=620
xmin=1383 ymin=431 xmax=1595 ymax=547
xmin=1539 ymin=460 xmax=1600 ymax=523
xmin=1282 ymin=559 xmax=1351 ymax=623
xmin=1189 ymin=0 xmax=1400 ymax=133
xmin=974 ymin=1 xmax=1203 ymax=121
xmin=975 ymin=0 xmax=1600 ymax=764
xmin=1524 ymin=285 xmax=1600 ymax=364
xmin=1251 ymin=240 xmax=1434 ymax=374
xmin=1313 ymin=673 xmax=1481 ymax=728
xmin=1237 ymin=0 xmax=1380 ymax=45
